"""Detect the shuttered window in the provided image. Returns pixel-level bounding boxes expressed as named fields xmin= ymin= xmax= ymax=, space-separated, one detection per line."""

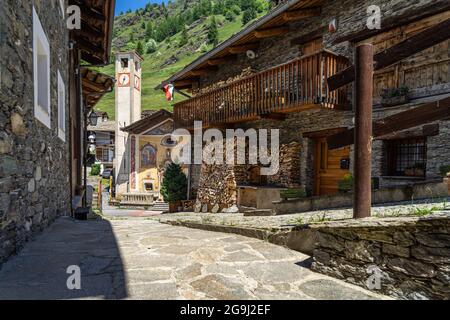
xmin=358 ymin=11 xmax=450 ymax=103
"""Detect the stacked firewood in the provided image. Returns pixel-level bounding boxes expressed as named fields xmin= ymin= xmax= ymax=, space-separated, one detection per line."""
xmin=193 ymin=67 xmax=256 ymax=96
xmin=196 ymin=164 xmax=238 ymax=208
xmin=268 ymin=142 xmax=302 ymax=187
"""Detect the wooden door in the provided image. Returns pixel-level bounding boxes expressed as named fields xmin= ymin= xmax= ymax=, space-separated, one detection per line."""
xmin=314 ymin=138 xmax=350 ymax=196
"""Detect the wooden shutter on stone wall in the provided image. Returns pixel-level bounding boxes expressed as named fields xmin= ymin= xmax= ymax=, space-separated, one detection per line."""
xmin=357 ymin=11 xmax=450 ymax=103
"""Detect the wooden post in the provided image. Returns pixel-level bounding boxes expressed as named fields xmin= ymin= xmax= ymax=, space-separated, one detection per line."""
xmin=354 ymin=44 xmax=373 ymax=219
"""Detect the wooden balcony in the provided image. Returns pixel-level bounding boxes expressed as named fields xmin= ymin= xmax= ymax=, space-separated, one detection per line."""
xmin=174 ymin=50 xmax=349 ymax=129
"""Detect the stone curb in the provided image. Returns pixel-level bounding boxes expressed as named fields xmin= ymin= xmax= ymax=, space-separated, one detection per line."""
xmin=160 ymin=220 xmax=318 ymax=255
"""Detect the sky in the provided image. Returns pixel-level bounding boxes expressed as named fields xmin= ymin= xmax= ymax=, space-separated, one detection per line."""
xmin=115 ymin=0 xmax=166 ymax=15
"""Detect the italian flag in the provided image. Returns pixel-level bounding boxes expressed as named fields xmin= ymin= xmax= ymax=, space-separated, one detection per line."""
xmin=163 ymin=84 xmax=174 ymax=102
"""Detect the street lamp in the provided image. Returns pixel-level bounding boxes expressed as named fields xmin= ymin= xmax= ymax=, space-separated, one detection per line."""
xmin=88 ymin=112 xmax=99 ymax=126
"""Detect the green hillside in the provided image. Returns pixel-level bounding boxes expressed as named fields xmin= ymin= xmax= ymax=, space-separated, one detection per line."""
xmin=95 ymin=0 xmax=273 ymax=119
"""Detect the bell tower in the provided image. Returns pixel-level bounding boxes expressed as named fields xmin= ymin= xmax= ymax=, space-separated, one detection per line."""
xmin=114 ymin=51 xmax=143 ymax=195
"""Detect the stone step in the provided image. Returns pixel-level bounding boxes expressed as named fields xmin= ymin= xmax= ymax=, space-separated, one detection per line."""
xmin=153 ymin=202 xmax=169 ymax=213
xmin=243 ymin=209 xmax=276 ymax=217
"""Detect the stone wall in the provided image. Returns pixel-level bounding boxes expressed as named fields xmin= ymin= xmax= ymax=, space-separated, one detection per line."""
xmin=0 ymin=0 xmax=71 ymax=264
xmin=274 ymin=180 xmax=449 ymax=215
xmin=311 ymin=214 xmax=450 ymax=300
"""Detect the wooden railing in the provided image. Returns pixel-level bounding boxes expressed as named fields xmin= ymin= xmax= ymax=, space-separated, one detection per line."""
xmin=174 ymin=50 xmax=349 ymax=129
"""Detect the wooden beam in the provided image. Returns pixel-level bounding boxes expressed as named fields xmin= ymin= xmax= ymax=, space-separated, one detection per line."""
xmin=291 ymin=26 xmax=326 ymax=45
xmin=74 ymin=35 xmax=105 ymax=57
xmin=302 ymin=127 xmax=347 ymax=138
xmin=82 ymin=79 xmax=108 ymax=92
xmin=206 ymin=57 xmax=235 ymax=66
xmin=282 ymin=7 xmax=321 ymax=22
xmin=327 ymin=18 xmax=450 ymax=91
xmin=71 ymin=0 xmax=106 ymax=21
xmin=188 ymin=67 xmax=218 ymax=77
xmin=254 ymin=27 xmax=289 ymax=39
xmin=327 ymin=97 xmax=450 ymax=150
xmin=174 ymin=79 xmax=198 ymax=87
xmin=80 ymin=51 xmax=104 ymax=66
xmin=259 ymin=113 xmax=286 ymax=121
xmin=73 ymin=20 xmax=105 ymax=41
xmin=353 ymin=44 xmax=373 ymax=219
xmin=228 ymin=43 xmax=259 ymax=54
xmin=332 ymin=2 xmax=450 ymax=44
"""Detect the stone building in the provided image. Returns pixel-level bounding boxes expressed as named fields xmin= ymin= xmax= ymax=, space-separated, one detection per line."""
xmin=0 ymin=0 xmax=115 ymax=264
xmin=158 ymin=0 xmax=450 ymax=211
xmin=88 ymin=117 xmax=116 ymax=173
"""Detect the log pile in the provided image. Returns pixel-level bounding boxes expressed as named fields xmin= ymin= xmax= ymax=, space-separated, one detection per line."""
xmin=268 ymin=142 xmax=302 ymax=187
xmin=196 ymin=164 xmax=238 ymax=209
xmin=192 ymin=67 xmax=256 ymax=96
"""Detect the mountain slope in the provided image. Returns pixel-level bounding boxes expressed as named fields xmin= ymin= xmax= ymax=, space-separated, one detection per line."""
xmin=95 ymin=0 xmax=272 ymax=119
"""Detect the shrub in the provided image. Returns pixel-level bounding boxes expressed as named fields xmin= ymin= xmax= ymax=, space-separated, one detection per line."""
xmin=161 ymin=163 xmax=188 ymax=203
xmin=242 ymin=7 xmax=257 ymax=25
xmin=145 ymin=39 xmax=158 ymax=54
xmin=135 ymin=41 xmax=144 ymax=56
xmin=280 ymin=188 xmax=307 ymax=200
xmin=338 ymin=174 xmax=353 ymax=193
xmin=225 ymin=10 xmax=236 ymax=22
xmin=90 ymin=164 xmax=101 ymax=176
xmin=381 ymin=85 xmax=409 ymax=98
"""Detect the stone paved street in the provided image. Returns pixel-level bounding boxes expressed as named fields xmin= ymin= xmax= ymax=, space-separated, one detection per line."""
xmin=0 ymin=217 xmax=388 ymax=300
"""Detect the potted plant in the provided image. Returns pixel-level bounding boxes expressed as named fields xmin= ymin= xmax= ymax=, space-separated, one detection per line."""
xmin=280 ymin=188 xmax=307 ymax=201
xmin=338 ymin=173 xmax=353 ymax=194
xmin=381 ymin=86 xmax=410 ymax=107
xmin=405 ymin=163 xmax=425 ymax=177
xmin=161 ymin=162 xmax=187 ymax=213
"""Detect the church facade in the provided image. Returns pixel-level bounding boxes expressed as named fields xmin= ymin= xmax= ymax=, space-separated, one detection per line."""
xmin=113 ymin=52 xmax=185 ymax=204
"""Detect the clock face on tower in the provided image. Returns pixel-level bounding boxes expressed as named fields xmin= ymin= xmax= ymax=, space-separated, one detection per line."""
xmin=134 ymin=75 xmax=141 ymax=91
xmin=118 ymin=73 xmax=131 ymax=87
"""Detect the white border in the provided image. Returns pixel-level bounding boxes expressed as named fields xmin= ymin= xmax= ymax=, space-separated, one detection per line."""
xmin=33 ymin=7 xmax=51 ymax=129
xmin=59 ymin=0 xmax=65 ymax=17
xmin=57 ymin=70 xmax=66 ymax=142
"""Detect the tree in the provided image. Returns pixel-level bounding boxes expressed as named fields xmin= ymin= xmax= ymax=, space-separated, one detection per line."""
xmin=242 ymin=7 xmax=257 ymax=25
xmin=207 ymin=16 xmax=219 ymax=46
xmin=161 ymin=163 xmax=187 ymax=203
xmin=145 ymin=39 xmax=158 ymax=54
xmin=145 ymin=21 xmax=154 ymax=41
xmin=225 ymin=10 xmax=236 ymax=22
xmin=136 ymin=41 xmax=144 ymax=55
xmin=179 ymin=26 xmax=188 ymax=47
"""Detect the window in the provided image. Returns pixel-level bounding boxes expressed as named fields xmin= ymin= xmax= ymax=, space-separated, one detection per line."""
xmin=96 ymin=148 xmax=113 ymax=163
xmin=135 ymin=61 xmax=140 ymax=71
xmin=57 ymin=71 xmax=66 ymax=141
xmin=121 ymin=58 xmax=129 ymax=69
xmin=33 ymin=7 xmax=51 ymax=128
xmin=144 ymin=182 xmax=154 ymax=192
xmin=385 ymin=138 xmax=427 ymax=177
xmin=141 ymin=144 xmax=157 ymax=168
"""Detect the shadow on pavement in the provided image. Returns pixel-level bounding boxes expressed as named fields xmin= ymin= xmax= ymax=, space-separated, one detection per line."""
xmin=0 ymin=217 xmax=127 ymax=300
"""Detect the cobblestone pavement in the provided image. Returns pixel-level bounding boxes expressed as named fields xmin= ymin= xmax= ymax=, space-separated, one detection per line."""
xmin=155 ymin=198 xmax=450 ymax=231
xmin=0 ymin=217 xmax=388 ymax=300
